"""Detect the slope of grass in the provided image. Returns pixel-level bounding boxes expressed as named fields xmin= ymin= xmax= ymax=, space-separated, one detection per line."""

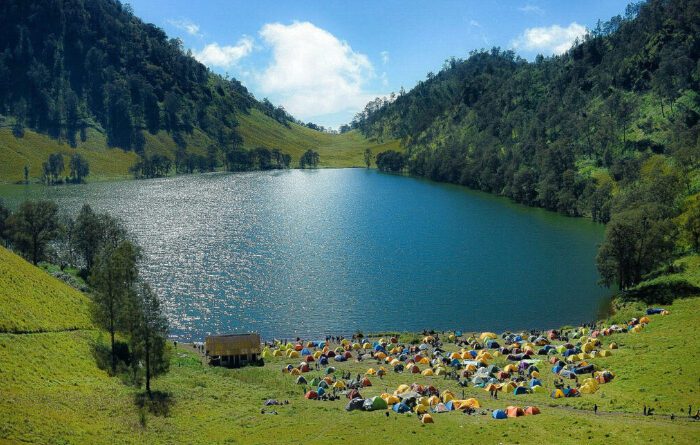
xmin=1 ymin=247 xmax=698 ymax=444
xmin=0 ymin=247 xmax=92 ymax=333
xmin=0 ymin=111 xmax=402 ymax=184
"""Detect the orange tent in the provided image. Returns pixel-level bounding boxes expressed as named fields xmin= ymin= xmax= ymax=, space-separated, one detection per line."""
xmin=421 ymin=414 xmax=434 ymax=424
xmin=506 ymin=406 xmax=524 ymax=417
xmin=524 ymin=406 xmax=541 ymax=416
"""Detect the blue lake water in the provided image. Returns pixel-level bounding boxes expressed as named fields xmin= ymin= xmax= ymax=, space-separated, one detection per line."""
xmin=0 ymin=169 xmax=609 ymax=341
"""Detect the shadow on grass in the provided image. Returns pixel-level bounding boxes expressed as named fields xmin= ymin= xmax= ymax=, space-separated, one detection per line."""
xmin=135 ymin=391 xmax=175 ymax=417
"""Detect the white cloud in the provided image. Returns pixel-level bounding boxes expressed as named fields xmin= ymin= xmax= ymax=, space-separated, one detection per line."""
xmin=167 ymin=18 xmax=201 ymax=37
xmin=512 ymin=22 xmax=587 ymax=55
xmin=257 ymin=21 xmax=379 ymax=119
xmin=380 ymin=50 xmax=389 ymax=65
xmin=193 ymin=37 xmax=254 ymax=68
xmin=469 ymin=19 xmax=482 ymax=28
xmin=518 ymin=5 xmax=545 ymax=15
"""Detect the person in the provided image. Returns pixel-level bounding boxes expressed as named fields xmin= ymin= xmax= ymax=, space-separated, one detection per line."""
xmin=690 ymin=405 xmax=693 ymax=417
xmin=643 ymin=405 xmax=647 ymax=416
xmin=671 ymin=413 xmax=675 ymax=420
xmin=594 ymin=404 xmax=597 ymax=415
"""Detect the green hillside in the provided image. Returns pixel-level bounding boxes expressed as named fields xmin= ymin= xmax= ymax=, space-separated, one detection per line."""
xmin=1 ymin=245 xmax=699 ymax=444
xmin=0 ymin=113 xmax=400 ymax=183
xmin=0 ymin=247 xmax=92 ymax=333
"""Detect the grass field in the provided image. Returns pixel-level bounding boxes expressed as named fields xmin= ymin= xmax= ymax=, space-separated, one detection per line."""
xmin=1 ymin=245 xmax=699 ymax=444
xmin=0 ymin=110 xmax=401 ymax=184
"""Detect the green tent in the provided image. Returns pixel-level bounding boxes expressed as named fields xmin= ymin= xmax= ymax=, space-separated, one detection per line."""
xmin=309 ymin=377 xmax=321 ymax=387
xmin=363 ymin=396 xmax=388 ymax=411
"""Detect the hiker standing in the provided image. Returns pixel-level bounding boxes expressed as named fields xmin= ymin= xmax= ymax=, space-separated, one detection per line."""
xmin=594 ymin=404 xmax=597 ymax=415
xmin=643 ymin=405 xmax=647 ymax=416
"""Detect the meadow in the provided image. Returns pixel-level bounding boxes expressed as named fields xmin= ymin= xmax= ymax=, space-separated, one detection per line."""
xmin=1 ymin=246 xmax=699 ymax=444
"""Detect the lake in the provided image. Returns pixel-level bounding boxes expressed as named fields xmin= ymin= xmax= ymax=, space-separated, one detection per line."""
xmin=0 ymin=169 xmax=608 ymax=341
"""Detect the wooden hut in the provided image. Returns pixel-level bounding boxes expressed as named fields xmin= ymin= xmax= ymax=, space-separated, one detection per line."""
xmin=205 ymin=333 xmax=261 ymax=368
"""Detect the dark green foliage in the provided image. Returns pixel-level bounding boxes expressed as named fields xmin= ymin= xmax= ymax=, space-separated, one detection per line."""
xmin=351 ymin=0 xmax=699 ymax=221
xmin=6 ymin=200 xmax=60 ymax=265
xmin=375 ymin=150 xmax=406 ymax=173
xmin=130 ymin=154 xmax=172 ymax=179
xmin=42 ymin=153 xmax=64 ymax=185
xmin=90 ymin=239 xmax=141 ymax=373
xmin=0 ymin=199 xmax=10 ymax=246
xmin=363 ymin=148 xmax=372 ymax=168
xmin=131 ymin=281 xmax=169 ymax=394
xmin=299 ymin=149 xmax=320 ymax=168
xmin=74 ymin=204 xmax=127 ymax=273
xmin=0 ymin=0 xmax=269 ymax=154
xmin=69 ymin=153 xmax=90 ymax=183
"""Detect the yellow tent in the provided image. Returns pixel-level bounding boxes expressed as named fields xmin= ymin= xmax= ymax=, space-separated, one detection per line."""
xmin=465 ymin=364 xmax=477 ymax=372
xmin=383 ymin=394 xmax=400 ymax=405
xmin=478 ymin=351 xmax=493 ymax=360
xmin=480 ymin=332 xmax=497 ymax=341
xmin=362 ymin=342 xmax=372 ymax=349
xmin=458 ymin=398 xmax=480 ymax=408
xmin=419 ymin=357 xmax=430 ymax=365
xmin=395 ymin=384 xmax=411 ymax=394
xmin=313 ymin=351 xmax=322 ymax=359
xmin=631 ymin=324 xmax=643 ymax=333
xmin=288 ymin=350 xmax=300 ymax=358
xmin=421 ymin=413 xmax=434 ymax=424
xmin=422 ymin=368 xmax=434 ymax=376
xmin=609 ymin=342 xmax=618 ymax=349
xmin=341 ymin=339 xmax=350 ymax=346
xmin=435 ymin=367 xmax=447 ymax=376
xmin=640 ymin=316 xmax=651 ymax=324
xmin=272 ymin=349 xmax=283 ymax=357
xmin=333 ymin=381 xmax=346 ymax=389
xmin=599 ymin=350 xmax=612 ymax=357
xmin=375 ymin=352 xmax=387 ymax=360
xmin=366 ymin=368 xmax=376 ymax=375
xmin=531 ymin=385 xmax=546 ymax=393
xmin=500 ymin=382 xmax=515 ymax=392
xmin=423 ymin=336 xmax=435 ymax=343
xmin=441 ymin=391 xmax=455 ymax=402
xmin=390 ymin=359 xmax=401 ymax=366
xmin=415 ymin=404 xmax=428 ymax=414
xmin=449 ymin=352 xmax=461 ymax=360
xmin=418 ymin=397 xmax=430 ymax=407
xmin=351 ymin=343 xmax=361 ymax=350
xmin=290 ymin=368 xmax=301 ymax=376
xmin=484 ymin=384 xmax=499 ymax=392
xmin=503 ymin=364 xmax=518 ymax=373
xmin=552 ymin=389 xmax=565 ymax=398
xmin=428 ymin=395 xmax=440 ymax=406
xmin=531 ymin=370 xmax=540 ymax=378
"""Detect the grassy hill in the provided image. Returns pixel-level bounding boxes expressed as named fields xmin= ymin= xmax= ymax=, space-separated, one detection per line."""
xmin=1 ymin=245 xmax=699 ymax=444
xmin=0 ymin=110 xmax=400 ymax=184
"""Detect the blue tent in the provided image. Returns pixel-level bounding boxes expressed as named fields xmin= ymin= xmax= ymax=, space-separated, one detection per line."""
xmin=393 ymin=403 xmax=411 ymax=413
xmin=319 ymin=356 xmax=328 ymax=365
xmin=374 ymin=344 xmax=385 ymax=352
xmin=486 ymin=340 xmax=500 ymax=349
xmin=445 ymin=400 xmax=455 ymax=411
xmin=563 ymin=349 xmax=578 ymax=357
xmin=513 ymin=386 xmax=530 ymax=395
xmin=317 ymin=387 xmax=326 ymax=396
xmin=646 ymin=308 xmax=664 ymax=315
xmin=529 ymin=378 xmax=542 ymax=387
xmin=450 ymin=359 xmax=461 ymax=367
xmin=301 ymin=348 xmax=311 ymax=355
xmin=492 ymin=409 xmax=507 ymax=419
xmin=334 ymin=355 xmax=346 ymax=362
xmin=552 ymin=364 xmax=563 ymax=374
xmin=467 ymin=350 xmax=477 ymax=358
xmin=455 ymin=330 xmax=463 ymax=337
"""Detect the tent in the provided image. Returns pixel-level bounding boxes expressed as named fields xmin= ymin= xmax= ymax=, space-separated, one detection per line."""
xmin=551 ymin=389 xmax=565 ymax=399
xmin=421 ymin=413 xmax=434 ymax=424
xmin=480 ymin=332 xmax=498 ymax=341
xmin=433 ymin=403 xmax=449 ymax=413
xmin=347 ymin=389 xmax=362 ymax=400
xmin=345 ymin=398 xmax=364 ymax=411
xmin=361 ymin=377 xmax=372 ymax=387
xmin=513 ymin=386 xmax=531 ymax=395
xmin=529 ymin=378 xmax=542 ymax=387
xmin=524 ymin=406 xmax=541 ymax=416
xmin=422 ymin=368 xmax=434 ymax=376
xmin=392 ymin=403 xmax=411 ymax=413
xmin=363 ymin=396 xmax=388 ymax=411
xmin=383 ymin=394 xmax=400 ymax=405
xmin=333 ymin=381 xmax=346 ymax=389
xmin=441 ymin=391 xmax=455 ymax=402
xmin=318 ymin=380 xmax=329 ymax=389
xmin=317 ymin=387 xmax=325 ymax=397
xmin=366 ymin=368 xmax=376 ymax=375
xmin=531 ymin=385 xmax=546 ymax=393
xmin=492 ymin=409 xmax=508 ymax=419
xmin=305 ymin=390 xmax=318 ymax=399
xmin=506 ymin=406 xmax=524 ymax=417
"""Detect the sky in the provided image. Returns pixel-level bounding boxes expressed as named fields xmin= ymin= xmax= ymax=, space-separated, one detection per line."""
xmin=127 ymin=0 xmax=632 ymax=129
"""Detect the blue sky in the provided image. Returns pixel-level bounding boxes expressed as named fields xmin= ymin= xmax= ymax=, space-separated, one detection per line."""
xmin=128 ymin=0 xmax=632 ymax=129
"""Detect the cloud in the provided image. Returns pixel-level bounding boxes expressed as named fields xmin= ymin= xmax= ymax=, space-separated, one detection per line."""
xmin=512 ymin=22 xmax=587 ymax=55
xmin=257 ymin=21 xmax=379 ymax=120
xmin=193 ymin=37 xmax=254 ymax=68
xmin=469 ymin=19 xmax=482 ymax=28
xmin=518 ymin=4 xmax=545 ymax=15
xmin=167 ymin=18 xmax=201 ymax=37
xmin=380 ymin=50 xmax=389 ymax=65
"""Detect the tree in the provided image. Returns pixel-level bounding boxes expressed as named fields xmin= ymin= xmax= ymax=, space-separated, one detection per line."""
xmin=90 ymin=240 xmax=141 ymax=373
xmin=23 ymin=165 xmax=29 ymax=184
xmin=42 ymin=153 xmax=65 ymax=185
xmin=375 ymin=150 xmax=406 ymax=172
xmin=681 ymin=198 xmax=700 ymax=252
xmin=299 ymin=149 xmax=320 ymax=168
xmin=69 ymin=153 xmax=90 ymax=183
xmin=7 ymin=200 xmax=59 ymax=265
xmin=132 ymin=281 xmax=169 ymax=395
xmin=596 ymin=205 xmax=677 ymax=290
xmin=363 ymin=148 xmax=372 ymax=168
xmin=74 ymin=204 xmax=127 ymax=273
xmin=0 ymin=199 xmax=11 ymax=247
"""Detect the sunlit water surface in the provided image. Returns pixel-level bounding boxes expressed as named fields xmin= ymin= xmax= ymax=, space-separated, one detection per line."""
xmin=1 ymin=169 xmax=608 ymax=341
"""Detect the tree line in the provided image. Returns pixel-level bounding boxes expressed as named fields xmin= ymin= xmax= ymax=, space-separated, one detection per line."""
xmin=351 ymin=0 xmax=700 ymax=295
xmin=40 ymin=152 xmax=90 ymax=185
xmin=0 ymin=199 xmax=168 ymax=395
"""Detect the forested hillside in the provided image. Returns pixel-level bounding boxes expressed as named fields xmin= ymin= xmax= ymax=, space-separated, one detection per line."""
xmin=353 ymin=0 xmax=700 ymax=294
xmin=0 ymin=0 xmax=388 ymax=182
